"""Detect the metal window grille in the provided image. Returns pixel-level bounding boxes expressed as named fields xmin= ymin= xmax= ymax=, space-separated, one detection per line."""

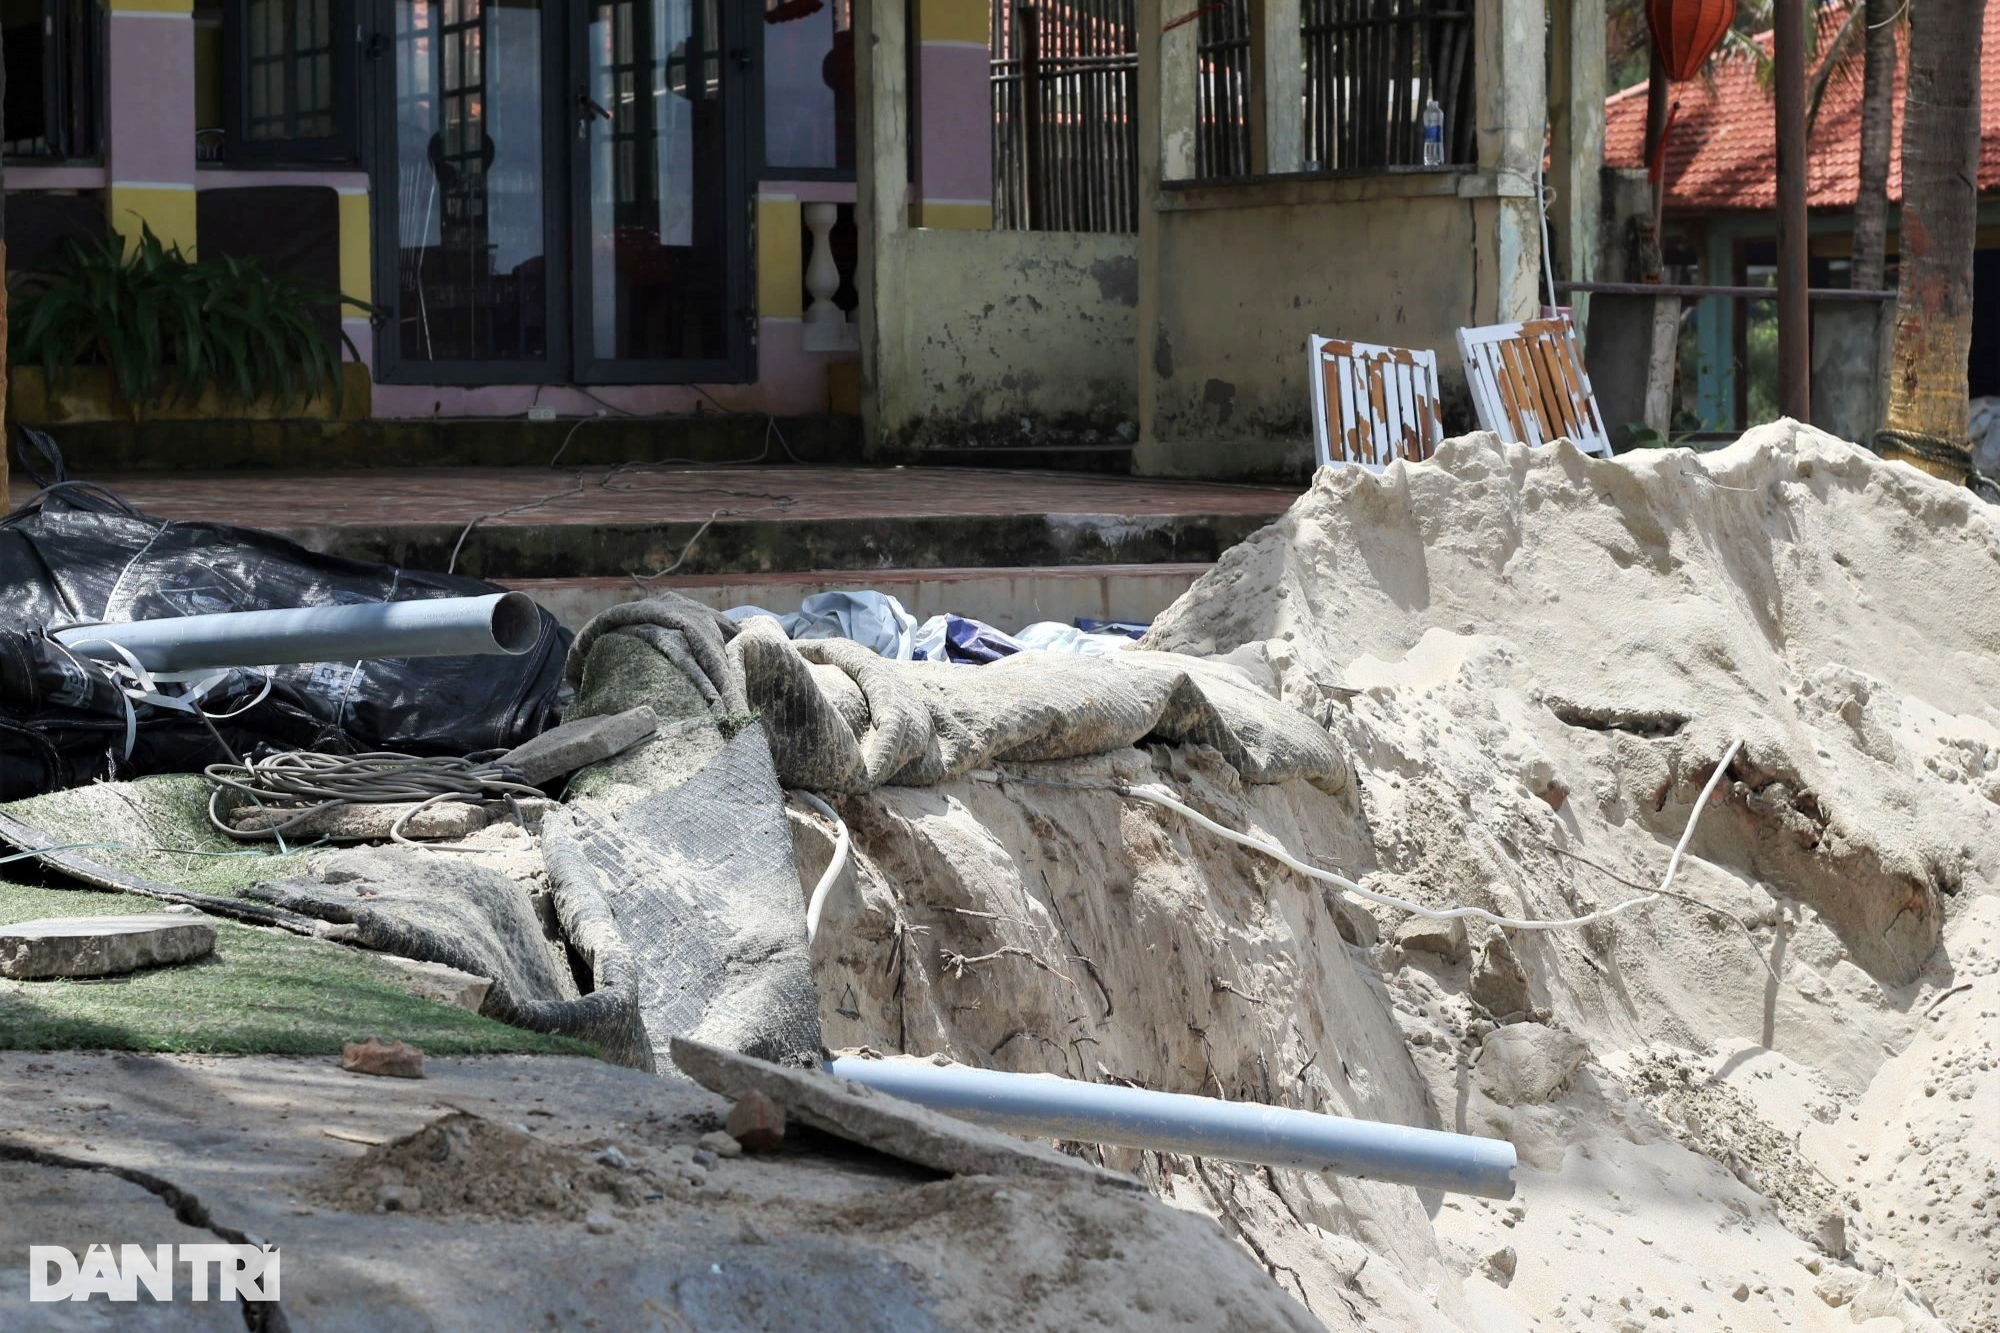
xmin=991 ymin=0 xmax=1138 ymax=233
xmin=1194 ymin=0 xmax=1251 ymax=178
xmin=245 ymin=0 xmax=337 ymax=141
xmin=1301 ymin=0 xmax=1474 ymax=172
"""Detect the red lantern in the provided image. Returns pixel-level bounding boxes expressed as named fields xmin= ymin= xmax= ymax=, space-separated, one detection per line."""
xmin=1645 ymin=0 xmax=1736 ymax=82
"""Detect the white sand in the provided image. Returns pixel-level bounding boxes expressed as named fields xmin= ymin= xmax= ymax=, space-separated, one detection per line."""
xmin=810 ymin=423 xmax=1999 ymax=1331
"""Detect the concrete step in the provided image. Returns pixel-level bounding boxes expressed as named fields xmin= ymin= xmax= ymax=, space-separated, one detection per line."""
xmin=508 ymin=564 xmax=1214 ymax=633
xmin=35 ymin=414 xmax=864 ymax=472
xmin=94 ymin=467 xmax=1296 ymax=583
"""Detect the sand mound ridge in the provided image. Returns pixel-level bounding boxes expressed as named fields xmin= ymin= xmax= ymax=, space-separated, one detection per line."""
xmin=809 ymin=423 xmax=1999 ymax=1331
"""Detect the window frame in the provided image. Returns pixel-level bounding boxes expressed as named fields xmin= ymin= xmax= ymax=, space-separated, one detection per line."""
xmin=220 ymin=0 xmax=360 ymax=166
xmin=754 ymin=0 xmax=855 ymax=182
xmin=2 ymin=0 xmax=104 ymax=163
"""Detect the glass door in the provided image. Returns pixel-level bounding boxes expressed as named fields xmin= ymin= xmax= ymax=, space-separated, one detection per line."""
xmin=569 ymin=0 xmax=752 ymax=383
xmin=367 ymin=0 xmax=750 ymax=384
xmin=372 ymin=0 xmax=565 ymax=381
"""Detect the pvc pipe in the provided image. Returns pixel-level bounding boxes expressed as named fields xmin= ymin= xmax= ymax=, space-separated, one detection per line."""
xmin=827 ymin=1056 xmax=1517 ymax=1198
xmin=794 ymin=790 xmax=850 ymax=942
xmin=54 ymin=592 xmax=541 ymax=674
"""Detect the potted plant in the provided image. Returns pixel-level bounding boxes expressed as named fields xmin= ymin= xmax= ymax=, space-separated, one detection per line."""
xmin=8 ymin=224 xmax=372 ymax=423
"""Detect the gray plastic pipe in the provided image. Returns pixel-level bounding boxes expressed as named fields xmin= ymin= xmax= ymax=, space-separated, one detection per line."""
xmin=827 ymin=1056 xmax=1517 ymax=1198
xmin=53 ymin=592 xmax=541 ymax=674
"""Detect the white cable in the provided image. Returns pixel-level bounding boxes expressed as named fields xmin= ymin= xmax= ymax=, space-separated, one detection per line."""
xmin=794 ymin=790 xmax=851 ymax=941
xmin=1111 ymin=738 xmax=1744 ymax=932
xmin=1537 ymin=116 xmax=1560 ymax=315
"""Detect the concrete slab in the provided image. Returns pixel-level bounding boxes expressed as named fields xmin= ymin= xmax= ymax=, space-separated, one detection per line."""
xmin=670 ymin=1038 xmax=1134 ymax=1190
xmin=496 ymin=706 xmax=658 ymax=785
xmin=0 ymin=1160 xmax=241 ymax=1330
xmin=0 ymin=917 xmax=216 ymax=981
xmin=0 ymin=1052 xmax=1314 ymax=1332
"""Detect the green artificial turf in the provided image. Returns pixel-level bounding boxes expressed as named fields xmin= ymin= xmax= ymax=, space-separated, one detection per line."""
xmin=0 ymin=879 xmax=595 ymax=1059
xmin=1 ymin=773 xmax=319 ymax=899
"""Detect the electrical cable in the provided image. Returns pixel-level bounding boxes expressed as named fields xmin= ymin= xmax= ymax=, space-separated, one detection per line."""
xmin=203 ymin=750 xmax=545 ymax=849
xmin=793 ymin=790 xmax=851 ymax=941
xmin=979 ymin=738 xmax=1745 ymax=933
xmin=629 ymin=502 xmax=797 ymax=583
xmin=446 ymin=472 xmax=589 ymax=574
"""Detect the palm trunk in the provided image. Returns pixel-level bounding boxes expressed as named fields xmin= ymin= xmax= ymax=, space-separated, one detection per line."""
xmin=1878 ymin=0 xmax=1985 ymax=483
xmin=1849 ymin=0 xmax=1897 ymax=291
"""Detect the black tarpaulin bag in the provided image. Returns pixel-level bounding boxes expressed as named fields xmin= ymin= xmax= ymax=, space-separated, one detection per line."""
xmin=0 ymin=482 xmax=568 ymax=800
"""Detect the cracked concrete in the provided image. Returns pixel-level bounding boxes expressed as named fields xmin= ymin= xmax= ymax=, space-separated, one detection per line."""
xmin=0 ymin=1052 xmax=1315 ymax=1332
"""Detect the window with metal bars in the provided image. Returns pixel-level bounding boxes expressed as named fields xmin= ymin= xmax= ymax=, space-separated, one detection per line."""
xmin=1193 ymin=0 xmax=1251 ymax=179
xmin=2 ymin=0 xmax=101 ymax=161
xmin=991 ymin=0 xmax=1138 ymax=233
xmin=1300 ymin=0 xmax=1473 ymax=173
xmin=222 ymin=0 xmax=356 ymax=163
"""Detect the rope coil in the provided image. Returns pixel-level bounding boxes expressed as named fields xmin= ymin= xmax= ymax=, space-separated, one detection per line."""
xmin=204 ymin=750 xmax=545 ymax=848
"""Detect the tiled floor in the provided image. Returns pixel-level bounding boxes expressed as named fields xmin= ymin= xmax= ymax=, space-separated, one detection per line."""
xmin=97 ymin=466 xmax=1302 ymax=528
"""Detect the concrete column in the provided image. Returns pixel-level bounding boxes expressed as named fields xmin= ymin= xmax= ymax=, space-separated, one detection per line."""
xmin=1549 ymin=0 xmax=1604 ymax=327
xmin=1137 ymin=0 xmax=1166 ymax=455
xmin=856 ymin=0 xmax=912 ymax=449
xmin=105 ymin=0 xmax=199 ymax=253
xmin=1251 ymin=0 xmax=1304 ymax=175
xmin=1158 ymin=0 xmax=1197 ymax=181
xmin=911 ymin=0 xmax=992 ymax=228
xmin=1472 ymin=0 xmax=1545 ymax=322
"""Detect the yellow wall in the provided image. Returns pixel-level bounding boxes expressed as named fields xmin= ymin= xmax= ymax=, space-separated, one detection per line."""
xmin=757 ymin=195 xmax=805 ymax=320
xmin=907 ymin=202 xmax=993 ymax=231
xmin=1139 ymin=177 xmax=1506 ymax=479
xmin=108 ymin=186 xmax=198 ymax=255
xmin=337 ymin=191 xmax=371 ymax=303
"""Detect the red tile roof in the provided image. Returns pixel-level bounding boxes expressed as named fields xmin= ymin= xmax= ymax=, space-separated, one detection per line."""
xmin=1604 ymin=5 xmax=2000 ymax=212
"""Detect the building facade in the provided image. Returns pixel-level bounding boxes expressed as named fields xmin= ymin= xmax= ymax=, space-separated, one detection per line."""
xmin=6 ymin=0 xmax=1602 ymax=476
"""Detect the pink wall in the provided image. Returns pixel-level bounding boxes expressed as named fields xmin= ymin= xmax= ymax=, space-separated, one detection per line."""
xmin=106 ymin=12 xmax=194 ymax=188
xmin=370 ymin=319 xmax=834 ymax=419
xmin=917 ymin=44 xmax=994 ymax=204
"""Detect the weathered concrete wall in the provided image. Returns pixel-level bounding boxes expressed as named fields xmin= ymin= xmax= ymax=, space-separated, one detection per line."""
xmin=1139 ymin=177 xmax=1509 ymax=480
xmin=871 ymin=229 xmax=1138 ymax=452
xmin=1129 ymin=0 xmax=1549 ymax=483
xmin=857 ymin=0 xmax=1136 ymax=457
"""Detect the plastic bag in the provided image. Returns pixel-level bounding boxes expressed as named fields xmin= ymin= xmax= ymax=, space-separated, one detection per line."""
xmin=0 ymin=481 xmax=569 ymax=800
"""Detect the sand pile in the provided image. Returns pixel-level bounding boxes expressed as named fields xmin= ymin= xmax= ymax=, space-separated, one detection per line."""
xmin=320 ymin=1112 xmax=638 ymax=1220
xmin=806 ymin=423 xmax=1999 ymax=1332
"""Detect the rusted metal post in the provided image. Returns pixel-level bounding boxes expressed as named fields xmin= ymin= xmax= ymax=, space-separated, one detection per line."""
xmin=1774 ymin=0 xmax=1811 ymax=420
xmin=1019 ymin=3 xmax=1046 ymax=231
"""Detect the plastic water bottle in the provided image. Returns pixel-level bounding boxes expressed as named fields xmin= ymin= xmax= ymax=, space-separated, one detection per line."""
xmin=1423 ymin=97 xmax=1444 ymax=166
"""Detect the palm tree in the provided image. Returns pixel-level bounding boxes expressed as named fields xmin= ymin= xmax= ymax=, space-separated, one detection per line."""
xmin=1850 ymin=0 xmax=1897 ymax=290
xmin=1876 ymin=0 xmax=1987 ymax=484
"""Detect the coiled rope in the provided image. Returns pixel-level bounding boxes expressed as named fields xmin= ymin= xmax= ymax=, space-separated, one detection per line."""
xmin=204 ymin=751 xmax=544 ymax=849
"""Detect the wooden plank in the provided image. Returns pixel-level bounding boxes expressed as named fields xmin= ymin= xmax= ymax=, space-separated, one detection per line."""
xmin=1530 ymin=332 xmax=1578 ymax=440
xmin=1331 ymin=351 xmax=1358 ymax=464
xmin=1418 ymin=355 xmax=1442 ymax=456
xmin=1494 ymin=341 xmax=1535 ymax=442
xmin=1394 ymin=361 xmax=1416 ymax=455
xmin=1365 ymin=356 xmax=1389 ymax=466
xmin=1516 ymin=337 xmax=1560 ymax=445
